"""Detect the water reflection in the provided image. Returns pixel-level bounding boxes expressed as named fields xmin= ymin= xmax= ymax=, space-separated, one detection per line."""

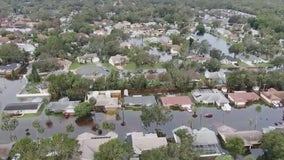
xmin=195 ymin=33 xmax=232 ymax=56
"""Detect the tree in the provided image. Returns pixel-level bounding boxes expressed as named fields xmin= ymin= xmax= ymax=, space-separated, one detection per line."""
xmin=28 ymin=65 xmax=41 ymax=83
xmin=225 ymin=137 xmax=245 ymax=159
xmin=89 ymin=97 xmax=97 ymax=106
xmin=102 ymin=121 xmax=116 ymax=131
xmin=33 ymin=58 xmax=62 ymax=72
xmin=140 ymin=105 xmax=173 ymax=129
xmin=66 ymin=124 xmax=75 ymax=133
xmin=261 ymin=131 xmax=284 ymax=160
xmin=1 ymin=114 xmax=19 ymax=141
xmin=229 ymin=42 xmax=243 ymax=58
xmin=255 ymin=106 xmax=262 ymax=129
xmin=9 ymin=137 xmax=38 ymax=159
xmin=32 ymin=120 xmax=45 ymax=139
xmin=140 ymin=129 xmax=198 ymax=160
xmin=48 ymin=72 xmax=92 ymax=101
xmin=74 ymin=102 xmax=93 ymax=118
xmin=9 ymin=133 xmax=79 ymax=160
xmin=47 ymin=133 xmax=80 ymax=160
xmin=0 ymin=43 xmax=28 ymax=64
xmin=215 ymin=155 xmax=233 ymax=160
xmin=196 ymin=22 xmax=205 ymax=35
xmin=94 ymin=138 xmax=133 ymax=160
xmin=204 ymin=58 xmax=221 ymax=72
xmin=210 ymin=49 xmax=222 ymax=60
xmin=270 ymin=56 xmax=284 ymax=68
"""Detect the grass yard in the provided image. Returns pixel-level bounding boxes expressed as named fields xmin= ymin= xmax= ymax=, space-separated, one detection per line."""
xmin=255 ymin=62 xmax=273 ymax=68
xmin=237 ymin=61 xmax=249 ymax=67
xmin=22 ymin=103 xmax=45 ymax=118
xmin=69 ymin=62 xmax=93 ymax=70
xmin=221 ymin=63 xmax=234 ymax=69
xmin=124 ymin=62 xmax=165 ymax=71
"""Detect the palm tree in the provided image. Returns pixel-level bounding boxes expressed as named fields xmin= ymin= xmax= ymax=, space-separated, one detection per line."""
xmin=248 ymin=118 xmax=253 ymax=130
xmin=66 ymin=124 xmax=75 ymax=134
xmin=1 ymin=114 xmax=19 ymax=141
xmin=255 ymin=105 xmax=262 ymax=129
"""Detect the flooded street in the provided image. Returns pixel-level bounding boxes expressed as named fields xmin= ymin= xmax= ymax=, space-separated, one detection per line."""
xmin=0 ymin=78 xmax=283 ymax=147
xmin=196 ymin=33 xmax=232 ymax=56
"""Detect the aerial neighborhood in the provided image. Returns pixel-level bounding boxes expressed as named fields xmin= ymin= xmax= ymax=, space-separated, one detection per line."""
xmin=0 ymin=0 xmax=284 ymax=160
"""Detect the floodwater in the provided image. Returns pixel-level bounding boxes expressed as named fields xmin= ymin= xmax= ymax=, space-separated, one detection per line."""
xmin=195 ymin=33 xmax=232 ymax=56
xmin=0 ymin=78 xmax=283 ymax=159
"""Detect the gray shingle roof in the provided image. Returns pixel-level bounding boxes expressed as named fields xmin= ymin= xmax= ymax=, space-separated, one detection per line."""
xmin=4 ymin=102 xmax=41 ymax=111
xmin=124 ymin=96 xmax=157 ymax=106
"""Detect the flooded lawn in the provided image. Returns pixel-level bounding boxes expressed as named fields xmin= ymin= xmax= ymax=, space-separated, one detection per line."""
xmin=195 ymin=33 xmax=232 ymax=56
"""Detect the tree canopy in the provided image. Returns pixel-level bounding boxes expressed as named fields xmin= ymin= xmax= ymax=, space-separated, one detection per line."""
xmin=225 ymin=137 xmax=245 ymax=159
xmin=140 ymin=129 xmax=199 ymax=160
xmin=94 ymin=138 xmax=133 ymax=160
xmin=47 ymin=72 xmax=92 ymax=101
xmin=9 ymin=133 xmax=79 ymax=160
xmin=261 ymin=131 xmax=284 ymax=160
xmin=140 ymin=105 xmax=173 ymax=129
xmin=0 ymin=43 xmax=28 ymax=65
xmin=74 ymin=102 xmax=93 ymax=118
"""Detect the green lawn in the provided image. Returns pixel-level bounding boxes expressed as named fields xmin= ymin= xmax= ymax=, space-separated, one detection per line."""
xmin=123 ymin=62 xmax=137 ymax=70
xmin=123 ymin=62 xmax=164 ymax=70
xmin=22 ymin=103 xmax=45 ymax=118
xmin=221 ymin=63 xmax=234 ymax=69
xmin=69 ymin=62 xmax=93 ymax=70
xmin=255 ymin=62 xmax=273 ymax=68
xmin=238 ymin=61 xmax=249 ymax=67
xmin=101 ymin=62 xmax=119 ymax=71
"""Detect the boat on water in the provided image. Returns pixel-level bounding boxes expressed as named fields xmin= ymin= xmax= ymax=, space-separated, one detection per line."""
xmin=204 ymin=113 xmax=213 ymax=118
xmin=221 ymin=103 xmax=232 ymax=112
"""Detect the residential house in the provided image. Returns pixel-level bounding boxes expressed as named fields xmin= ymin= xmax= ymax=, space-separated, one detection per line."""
xmin=124 ymin=95 xmax=157 ymax=107
xmin=126 ymin=132 xmax=167 ymax=155
xmin=16 ymin=43 xmax=36 ymax=55
xmin=3 ymin=102 xmax=42 ymax=114
xmin=113 ymin=21 xmax=131 ymax=30
xmin=172 ymin=126 xmax=222 ymax=158
xmin=221 ymin=55 xmax=238 ymax=65
xmin=192 ymin=89 xmax=230 ymax=107
xmin=87 ymin=90 xmax=121 ymax=111
xmin=77 ymin=54 xmax=99 ymax=64
xmin=217 ymin=125 xmax=262 ymax=148
xmin=262 ymin=125 xmax=284 ymax=134
xmin=56 ymin=58 xmax=72 ymax=71
xmin=165 ymin=29 xmax=180 ymax=36
xmin=239 ymin=54 xmax=266 ymax=65
xmin=75 ymin=64 xmax=109 ymax=79
xmin=109 ymin=54 xmax=129 ymax=69
xmin=0 ymin=63 xmax=21 ymax=75
xmin=0 ymin=36 xmax=9 ymax=44
xmin=0 ymin=142 xmax=14 ymax=160
xmin=170 ymin=45 xmax=180 ymax=55
xmin=279 ymin=39 xmax=284 ymax=48
xmin=228 ymin=91 xmax=260 ymax=107
xmin=143 ymin=68 xmax=167 ymax=80
xmin=260 ymin=88 xmax=284 ymax=107
xmin=77 ymin=132 xmax=118 ymax=160
xmin=204 ymin=70 xmax=227 ymax=85
xmin=187 ymin=55 xmax=211 ymax=64
xmin=160 ymin=96 xmax=193 ymax=111
xmin=47 ymin=97 xmax=80 ymax=115
xmin=120 ymin=41 xmax=132 ymax=49
xmin=93 ymin=29 xmax=108 ymax=36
